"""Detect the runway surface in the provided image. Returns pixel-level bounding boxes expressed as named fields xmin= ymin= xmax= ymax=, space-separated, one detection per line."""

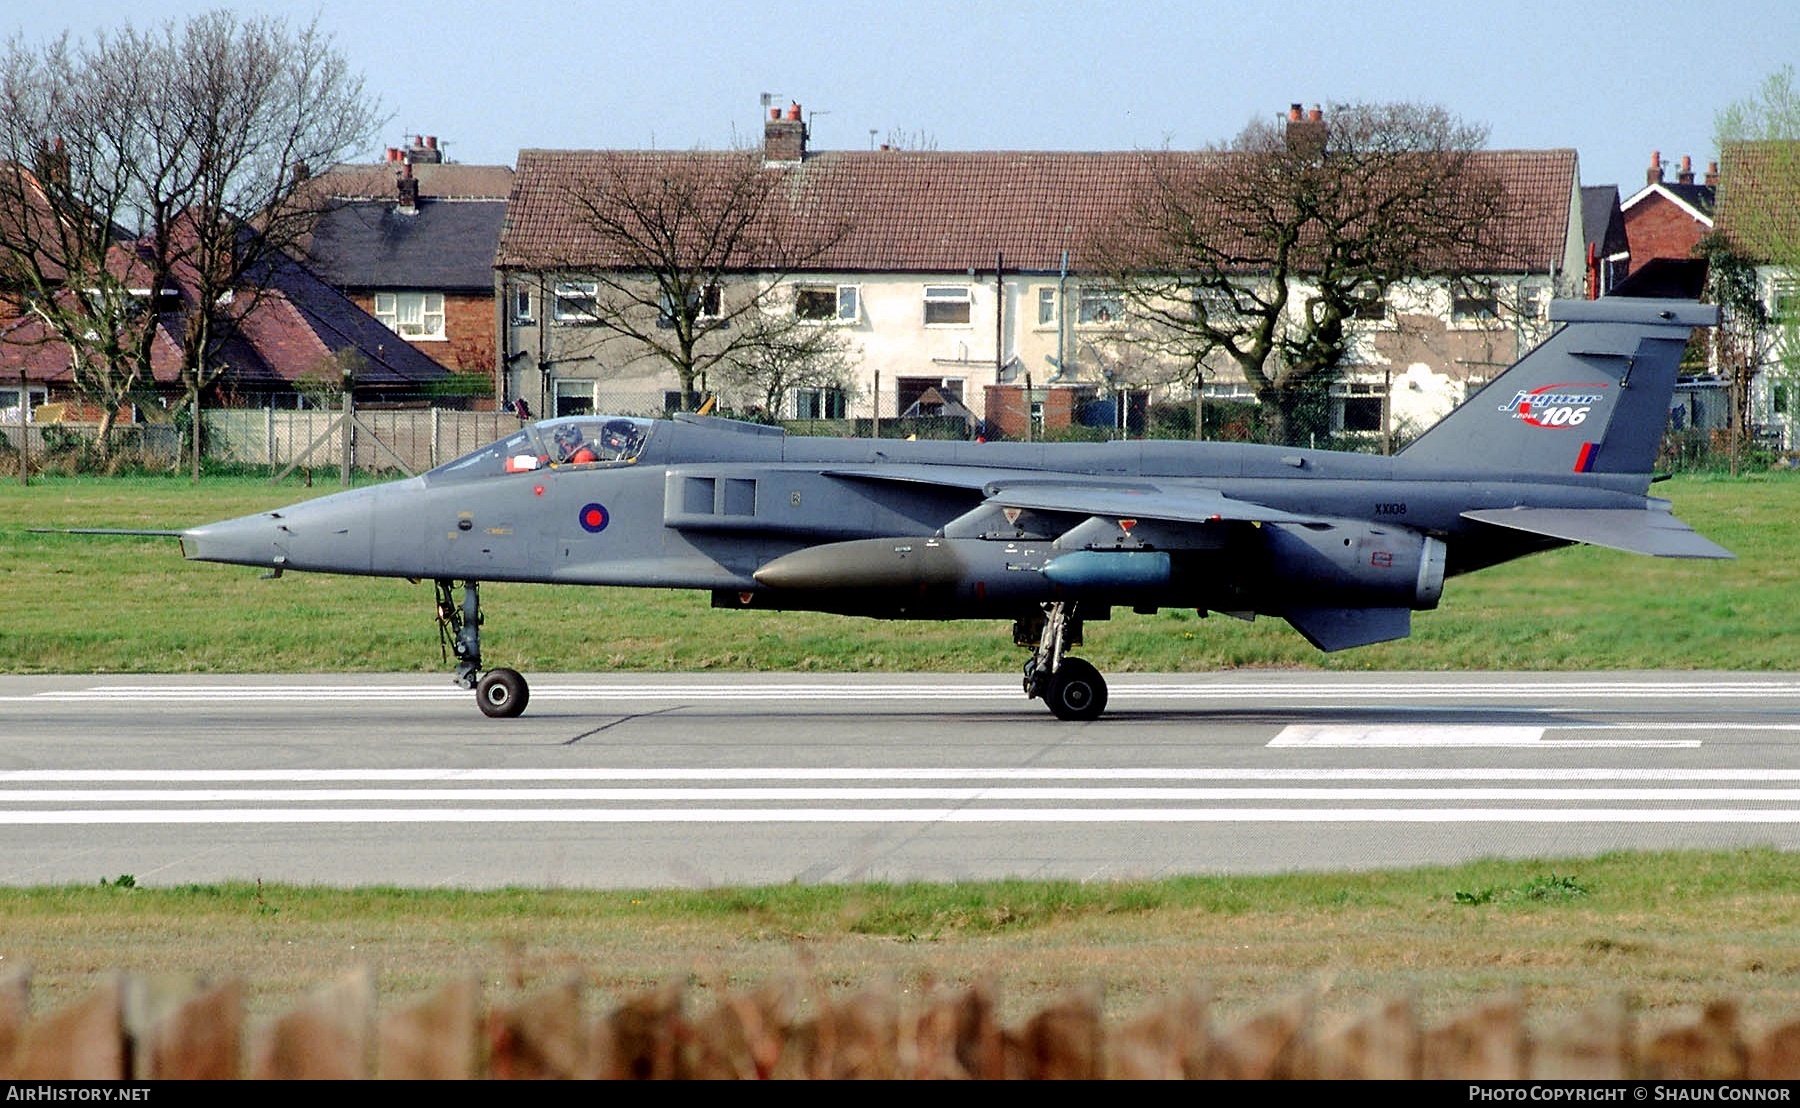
xmin=4 ymin=671 xmax=1800 ymax=888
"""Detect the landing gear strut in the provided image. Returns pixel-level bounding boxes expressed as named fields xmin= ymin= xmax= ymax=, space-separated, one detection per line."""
xmin=436 ymin=578 xmax=529 ymax=718
xmin=1019 ymin=600 xmax=1108 ymax=721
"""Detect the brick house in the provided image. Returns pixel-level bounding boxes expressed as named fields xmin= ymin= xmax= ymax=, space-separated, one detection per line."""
xmin=0 ymin=157 xmax=449 ymax=423
xmin=495 ymin=102 xmax=1587 ymax=441
xmin=294 ymin=136 xmax=513 ymax=394
xmin=1621 ymin=150 xmax=1717 ymax=275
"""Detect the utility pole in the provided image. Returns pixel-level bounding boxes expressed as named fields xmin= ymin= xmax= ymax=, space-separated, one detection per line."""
xmin=16 ymin=370 xmax=27 ymax=487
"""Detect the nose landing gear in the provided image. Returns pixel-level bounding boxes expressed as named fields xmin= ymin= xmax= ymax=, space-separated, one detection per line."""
xmin=436 ymin=578 xmax=530 ymax=718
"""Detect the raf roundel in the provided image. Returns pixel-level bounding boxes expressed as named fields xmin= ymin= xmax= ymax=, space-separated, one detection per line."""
xmin=578 ymin=502 xmax=609 ymax=534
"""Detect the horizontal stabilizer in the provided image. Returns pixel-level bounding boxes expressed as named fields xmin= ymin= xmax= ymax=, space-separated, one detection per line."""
xmin=1283 ymin=606 xmax=1413 ymax=651
xmin=1461 ymin=507 xmax=1734 ymax=559
xmin=984 ymin=483 xmax=1311 ymax=525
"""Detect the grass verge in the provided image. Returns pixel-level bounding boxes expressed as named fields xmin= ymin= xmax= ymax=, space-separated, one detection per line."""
xmin=6 ymin=850 xmax=1800 ymax=1031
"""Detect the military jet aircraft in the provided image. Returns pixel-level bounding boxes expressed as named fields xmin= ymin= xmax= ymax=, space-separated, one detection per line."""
xmin=175 ymin=296 xmax=1730 ymax=720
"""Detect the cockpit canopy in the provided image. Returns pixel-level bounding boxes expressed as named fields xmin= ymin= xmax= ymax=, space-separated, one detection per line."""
xmin=426 ymin=416 xmax=653 ymax=485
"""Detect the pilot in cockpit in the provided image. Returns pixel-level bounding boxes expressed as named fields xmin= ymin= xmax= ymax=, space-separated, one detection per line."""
xmin=553 ymin=423 xmax=597 ymax=465
xmin=599 ymin=418 xmax=642 ymax=458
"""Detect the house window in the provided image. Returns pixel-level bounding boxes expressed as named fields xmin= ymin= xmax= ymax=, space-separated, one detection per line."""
xmin=923 ymin=285 xmax=972 ymax=326
xmin=1037 ymin=287 xmax=1057 ymax=327
xmin=511 ymin=285 xmax=533 ymax=323
xmin=373 ymin=291 xmax=446 ymax=339
xmin=794 ymin=285 xmax=858 ymax=323
xmin=659 ymin=284 xmax=723 ymax=327
xmin=553 ymin=379 xmax=594 ymax=417
xmin=792 ymin=386 xmax=847 ymax=419
xmin=0 ymin=385 xmax=45 ymax=421
xmin=1774 ymin=380 xmax=1800 ymax=417
xmin=1774 ymin=285 xmax=1800 ymax=323
xmin=1451 ymin=296 xmax=1499 ymax=323
xmin=1077 ymin=285 xmax=1123 ymax=326
xmin=1350 ymin=293 xmax=1387 ymax=321
xmin=1333 ymin=382 xmax=1386 ymax=433
xmin=552 ymin=281 xmax=599 ymax=323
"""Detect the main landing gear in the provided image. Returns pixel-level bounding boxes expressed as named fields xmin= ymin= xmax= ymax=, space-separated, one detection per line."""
xmin=436 ymin=578 xmax=529 ymax=718
xmin=1019 ymin=600 xmax=1108 ymax=722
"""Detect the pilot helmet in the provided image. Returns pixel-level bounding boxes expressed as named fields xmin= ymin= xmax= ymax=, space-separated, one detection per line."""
xmin=552 ymin=423 xmax=583 ymax=452
xmin=601 ymin=420 xmax=636 ymax=451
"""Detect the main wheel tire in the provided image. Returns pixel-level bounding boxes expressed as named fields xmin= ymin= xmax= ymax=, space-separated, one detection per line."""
xmin=1045 ymin=657 xmax=1107 ymax=722
xmin=476 ymin=667 xmax=530 ymax=718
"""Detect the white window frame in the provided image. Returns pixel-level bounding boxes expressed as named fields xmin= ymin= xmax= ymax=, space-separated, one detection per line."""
xmin=1450 ymin=295 xmax=1500 ymax=327
xmin=1076 ymin=285 xmax=1122 ymax=326
xmin=1773 ymin=282 xmax=1800 ymax=324
xmin=923 ymin=284 xmax=972 ymax=327
xmin=0 ymin=385 xmax=46 ymax=421
xmin=660 ymin=284 xmax=724 ymax=327
xmin=373 ymin=291 xmax=446 ymax=339
xmin=1036 ymin=286 xmax=1058 ymax=328
xmin=1331 ymin=381 xmax=1387 ymax=434
xmin=511 ymin=284 xmax=534 ymax=323
xmin=794 ymin=284 xmax=859 ymax=323
xmin=552 ymin=280 xmax=600 ymax=323
xmin=1348 ymin=292 xmax=1389 ymax=324
xmin=791 ymin=385 xmax=847 ymax=419
xmin=553 ymin=378 xmax=594 ymax=417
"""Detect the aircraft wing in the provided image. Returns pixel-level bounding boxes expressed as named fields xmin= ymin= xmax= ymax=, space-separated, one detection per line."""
xmin=820 ymin=464 xmax=1006 ymax=490
xmin=981 ymin=481 xmax=1317 ymax=525
xmin=1461 ymin=506 xmax=1735 ymax=559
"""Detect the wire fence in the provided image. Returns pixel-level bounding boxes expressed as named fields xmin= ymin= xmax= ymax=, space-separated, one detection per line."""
xmin=0 ymin=396 xmax=1789 ymax=479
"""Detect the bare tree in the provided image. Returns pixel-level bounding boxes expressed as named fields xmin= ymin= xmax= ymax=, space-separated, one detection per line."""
xmin=718 ymin=306 xmax=861 ymax=420
xmin=1088 ymin=101 xmax=1507 ymax=445
xmin=0 ymin=13 xmax=380 ymax=460
xmin=0 ymin=32 xmax=163 ymax=457
xmin=553 ymin=148 xmax=855 ymax=410
xmin=133 ymin=12 xmax=381 ymax=425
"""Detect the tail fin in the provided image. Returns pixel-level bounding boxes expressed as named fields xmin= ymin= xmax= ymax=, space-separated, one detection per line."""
xmin=1398 ymin=297 xmax=1718 ymax=475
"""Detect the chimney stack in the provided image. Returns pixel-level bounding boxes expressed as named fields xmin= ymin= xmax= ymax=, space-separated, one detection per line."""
xmin=1285 ymin=101 xmax=1326 ymax=158
xmin=1678 ymin=154 xmax=1694 ymax=185
xmin=405 ymin=134 xmax=443 ymax=164
xmin=397 ymin=161 xmax=420 ymax=212
xmin=763 ymin=99 xmax=807 ymax=164
xmin=1648 ymin=150 xmax=1664 ymax=185
xmin=1704 ymin=160 xmax=1719 ymax=187
xmin=35 ymin=137 xmax=69 ymax=190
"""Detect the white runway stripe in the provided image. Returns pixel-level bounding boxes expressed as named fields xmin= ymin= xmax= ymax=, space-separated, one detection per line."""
xmin=5 ymin=767 xmax=1800 ymax=783
xmin=4 ymin=807 xmax=1800 ymax=825
xmin=5 ymin=786 xmax=1800 ymax=802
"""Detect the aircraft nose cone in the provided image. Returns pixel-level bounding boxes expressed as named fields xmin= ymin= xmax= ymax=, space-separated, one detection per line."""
xmin=180 ymin=513 xmax=285 ymax=569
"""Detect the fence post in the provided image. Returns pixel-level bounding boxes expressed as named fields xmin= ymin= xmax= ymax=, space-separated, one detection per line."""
xmin=191 ymin=396 xmax=201 ymax=482
xmin=265 ymin=405 xmax=275 ymax=474
xmin=340 ymin=389 xmax=352 ymax=486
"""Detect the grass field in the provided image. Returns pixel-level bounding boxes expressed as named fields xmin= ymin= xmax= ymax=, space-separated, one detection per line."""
xmin=3 ymin=472 xmax=1800 ymax=1031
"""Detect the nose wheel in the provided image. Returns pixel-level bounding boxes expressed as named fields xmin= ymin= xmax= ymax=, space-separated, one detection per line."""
xmin=477 ymin=667 xmax=530 ymax=718
xmin=437 ymin=579 xmax=530 ymax=718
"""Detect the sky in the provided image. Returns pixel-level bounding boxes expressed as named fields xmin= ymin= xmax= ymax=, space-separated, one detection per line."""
xmin=7 ymin=0 xmax=1798 ymax=196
